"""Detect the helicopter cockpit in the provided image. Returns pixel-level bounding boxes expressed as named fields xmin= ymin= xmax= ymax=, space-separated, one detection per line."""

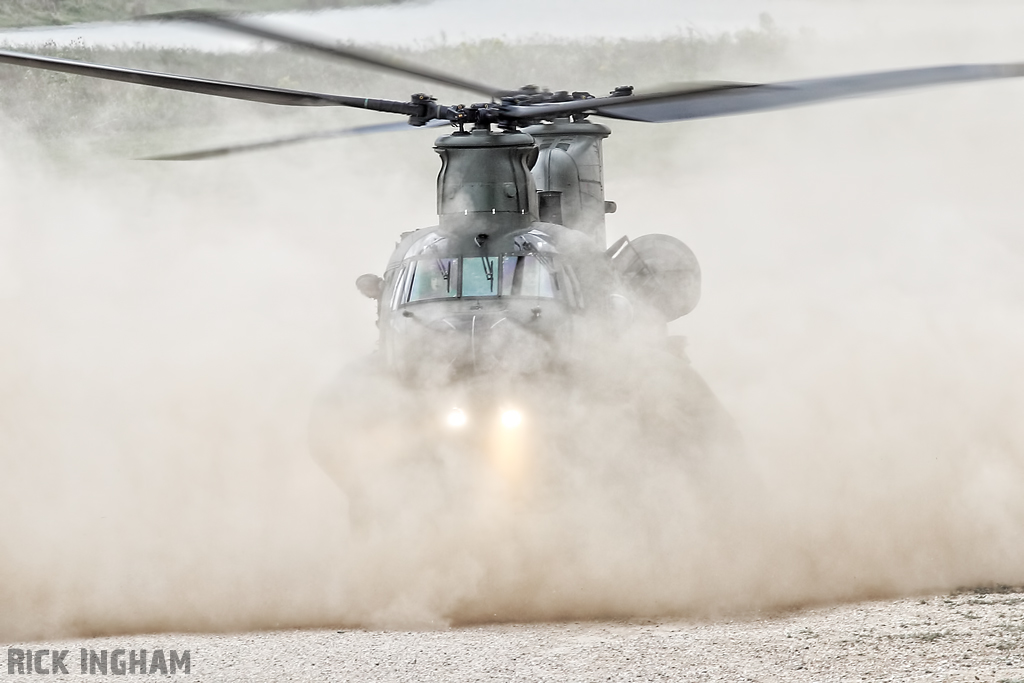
xmin=380 ymin=226 xmax=580 ymax=380
xmin=389 ymin=229 xmax=578 ymax=310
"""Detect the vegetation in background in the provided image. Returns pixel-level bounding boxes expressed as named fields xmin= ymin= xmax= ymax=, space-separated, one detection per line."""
xmin=0 ymin=0 xmax=405 ymax=29
xmin=0 ymin=22 xmax=787 ymax=157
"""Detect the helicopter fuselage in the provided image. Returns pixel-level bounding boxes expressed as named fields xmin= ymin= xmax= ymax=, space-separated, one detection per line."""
xmin=359 ymin=121 xmax=701 ymax=385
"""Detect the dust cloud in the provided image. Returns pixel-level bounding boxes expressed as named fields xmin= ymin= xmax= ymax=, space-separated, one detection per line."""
xmin=3 ymin=1 xmax=1024 ymax=641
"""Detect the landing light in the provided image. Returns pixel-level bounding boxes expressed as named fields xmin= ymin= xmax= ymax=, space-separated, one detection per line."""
xmin=446 ymin=408 xmax=467 ymax=428
xmin=501 ymin=410 xmax=523 ymax=429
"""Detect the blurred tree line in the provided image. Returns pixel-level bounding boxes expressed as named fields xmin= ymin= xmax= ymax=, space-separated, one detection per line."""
xmin=0 ymin=17 xmax=787 ymax=161
xmin=0 ymin=0 xmax=405 ymax=28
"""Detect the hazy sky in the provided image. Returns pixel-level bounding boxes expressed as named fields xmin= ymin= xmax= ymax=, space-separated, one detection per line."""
xmin=3 ymin=0 xmax=1023 ymax=54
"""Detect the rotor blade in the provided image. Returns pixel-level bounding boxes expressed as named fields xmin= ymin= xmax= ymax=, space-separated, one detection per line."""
xmin=142 ymin=118 xmax=450 ymax=161
xmin=0 ymin=49 xmax=421 ymax=114
xmin=150 ymin=10 xmax=514 ymax=99
xmin=501 ymin=64 xmax=1024 ymax=122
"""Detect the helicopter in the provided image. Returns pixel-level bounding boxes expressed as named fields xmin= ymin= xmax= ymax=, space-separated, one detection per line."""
xmin=3 ymin=10 xmax=1024 ymax=522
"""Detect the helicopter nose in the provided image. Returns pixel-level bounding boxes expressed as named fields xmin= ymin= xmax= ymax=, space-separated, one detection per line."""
xmin=405 ymin=312 xmax=552 ymax=379
xmin=436 ymin=312 xmax=513 ymax=374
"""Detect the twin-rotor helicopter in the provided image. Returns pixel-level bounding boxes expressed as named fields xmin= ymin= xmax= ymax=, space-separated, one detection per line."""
xmin=2 ymin=11 xmax=1023 ymax=513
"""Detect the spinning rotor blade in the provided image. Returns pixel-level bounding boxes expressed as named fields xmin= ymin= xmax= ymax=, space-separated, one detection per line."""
xmin=151 ymin=10 xmax=515 ymax=99
xmin=144 ymin=118 xmax=449 ymax=160
xmin=597 ymin=64 xmax=1024 ymax=122
xmin=0 ymin=49 xmax=421 ymax=113
xmin=502 ymin=64 xmax=1024 ymax=123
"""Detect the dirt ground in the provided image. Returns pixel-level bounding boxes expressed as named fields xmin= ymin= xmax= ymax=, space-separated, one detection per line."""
xmin=4 ymin=588 xmax=1022 ymax=682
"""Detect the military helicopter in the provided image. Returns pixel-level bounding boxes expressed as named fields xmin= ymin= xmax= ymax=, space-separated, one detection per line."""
xmin=3 ymin=11 xmax=1023 ymax=520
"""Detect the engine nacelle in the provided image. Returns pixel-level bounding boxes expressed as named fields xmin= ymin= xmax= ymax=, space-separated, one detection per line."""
xmin=524 ymin=120 xmax=612 ymax=245
xmin=608 ymin=233 xmax=701 ymax=321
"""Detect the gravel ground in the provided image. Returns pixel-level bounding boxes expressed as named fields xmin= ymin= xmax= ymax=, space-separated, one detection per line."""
xmin=5 ymin=588 xmax=1023 ymax=682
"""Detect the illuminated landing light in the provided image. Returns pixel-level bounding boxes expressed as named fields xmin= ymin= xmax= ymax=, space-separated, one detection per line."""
xmin=501 ymin=410 xmax=523 ymax=429
xmin=446 ymin=408 xmax=467 ymax=428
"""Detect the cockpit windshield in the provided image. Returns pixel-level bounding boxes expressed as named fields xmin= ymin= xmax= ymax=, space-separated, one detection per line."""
xmin=462 ymin=256 xmax=498 ymax=297
xmin=407 ymin=258 xmax=459 ymax=302
xmin=397 ymin=254 xmax=569 ymax=306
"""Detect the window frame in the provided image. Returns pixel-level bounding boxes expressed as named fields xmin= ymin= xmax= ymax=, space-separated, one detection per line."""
xmin=394 ymin=253 xmax=574 ymax=308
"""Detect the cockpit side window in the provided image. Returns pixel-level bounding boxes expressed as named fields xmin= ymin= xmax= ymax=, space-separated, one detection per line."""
xmin=500 ymin=255 xmax=556 ymax=298
xmin=407 ymin=258 xmax=459 ymax=302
